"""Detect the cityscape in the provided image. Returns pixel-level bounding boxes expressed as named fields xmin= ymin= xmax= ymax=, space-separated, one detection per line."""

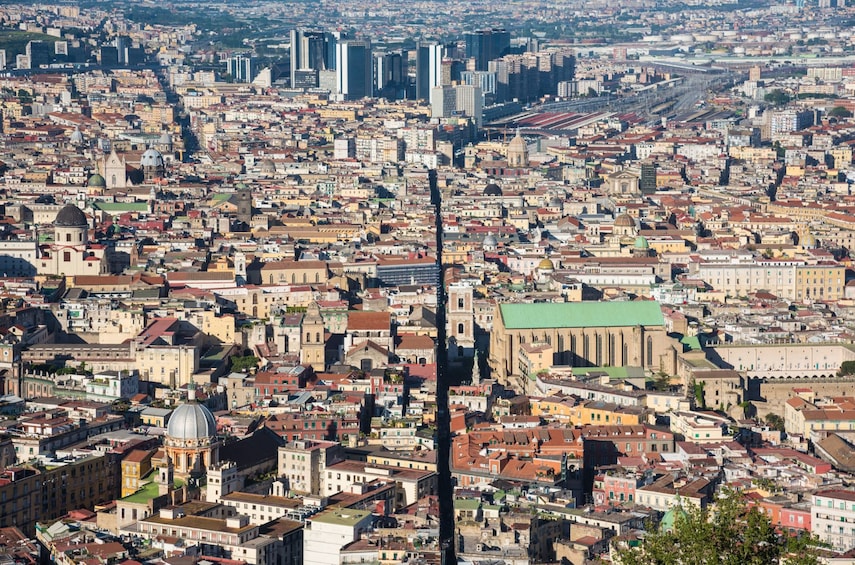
xmin=2 ymin=0 xmax=855 ymax=563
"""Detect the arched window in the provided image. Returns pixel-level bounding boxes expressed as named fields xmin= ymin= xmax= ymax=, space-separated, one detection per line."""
xmin=458 ymin=323 xmax=464 ymax=334
xmin=306 ymin=332 xmax=310 ymax=342
xmin=596 ymin=334 xmax=602 ymax=366
xmin=609 ymin=334 xmax=616 ymax=366
xmin=583 ymin=335 xmax=590 ymax=365
xmin=315 ymin=332 xmax=320 ymax=342
xmin=647 ymin=336 xmax=654 ymax=366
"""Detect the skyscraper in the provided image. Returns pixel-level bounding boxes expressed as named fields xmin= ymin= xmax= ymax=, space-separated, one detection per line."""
xmin=336 ymin=40 xmax=372 ymax=100
xmin=374 ymin=49 xmax=407 ymax=100
xmin=455 ymin=84 xmax=483 ymax=128
xmin=431 ymin=84 xmax=483 ymax=128
xmin=416 ymin=42 xmax=443 ymax=100
xmin=465 ymin=29 xmax=510 ymax=72
xmin=227 ymin=54 xmax=257 ymax=83
xmin=290 ymin=29 xmax=328 ymax=88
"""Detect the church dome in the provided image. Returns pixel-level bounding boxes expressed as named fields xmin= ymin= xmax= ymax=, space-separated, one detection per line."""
xmin=55 ymin=204 xmax=88 ymax=227
xmin=167 ymin=402 xmax=217 ymax=441
xmin=158 ymin=131 xmax=173 ymax=146
xmin=801 ymin=232 xmax=817 ymax=248
xmin=259 ymin=159 xmax=276 ymax=174
xmin=484 ymin=183 xmax=502 ymax=197
xmin=538 ymin=258 xmax=555 ymax=271
xmin=70 ymin=128 xmax=84 ymax=145
xmin=482 ymin=234 xmax=498 ymax=249
xmin=634 ymin=235 xmax=650 ymax=250
xmin=140 ymin=148 xmax=164 ymax=168
xmin=87 ymin=173 xmax=106 ymax=188
xmin=660 ymin=505 xmax=688 ymax=533
xmin=614 ymin=213 xmax=636 ymax=228
xmin=508 ymin=133 xmax=527 ymax=150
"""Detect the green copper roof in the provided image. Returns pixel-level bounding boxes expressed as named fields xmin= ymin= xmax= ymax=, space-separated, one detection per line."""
xmin=92 ymin=202 xmax=149 ymax=212
xmin=499 ymin=301 xmax=665 ymax=330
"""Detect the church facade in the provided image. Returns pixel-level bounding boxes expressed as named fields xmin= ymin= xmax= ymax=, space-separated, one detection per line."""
xmin=37 ymin=204 xmax=108 ymax=277
xmin=488 ymin=301 xmax=676 ymax=389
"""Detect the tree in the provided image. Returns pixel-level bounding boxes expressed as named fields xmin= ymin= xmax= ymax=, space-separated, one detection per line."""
xmin=838 ymin=360 xmax=855 ymax=376
xmin=650 ymin=372 xmax=672 ymax=391
xmin=764 ymin=89 xmax=792 ymax=106
xmin=230 ymin=354 xmax=260 ymax=372
xmin=765 ymin=413 xmax=785 ymax=432
xmin=615 ymin=488 xmax=821 ymax=565
xmin=828 ymin=106 xmax=853 ymax=118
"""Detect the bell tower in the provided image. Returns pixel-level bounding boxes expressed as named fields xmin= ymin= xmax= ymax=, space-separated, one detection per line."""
xmin=446 ymin=283 xmax=475 ymax=361
xmin=157 ymin=455 xmax=174 ymax=496
xmin=300 ymin=302 xmax=326 ymax=369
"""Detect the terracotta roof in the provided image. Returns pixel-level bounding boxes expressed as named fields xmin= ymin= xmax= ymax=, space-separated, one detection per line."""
xmin=348 ymin=311 xmax=390 ymax=331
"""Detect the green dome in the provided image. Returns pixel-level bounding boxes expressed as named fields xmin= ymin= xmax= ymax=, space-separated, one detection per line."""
xmin=660 ymin=505 xmax=687 ymax=533
xmin=634 ymin=235 xmax=650 ymax=250
xmin=87 ymin=173 xmax=106 ymax=187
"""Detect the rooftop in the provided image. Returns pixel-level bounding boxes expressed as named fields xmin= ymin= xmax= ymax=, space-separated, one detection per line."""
xmin=499 ymin=301 xmax=664 ymax=330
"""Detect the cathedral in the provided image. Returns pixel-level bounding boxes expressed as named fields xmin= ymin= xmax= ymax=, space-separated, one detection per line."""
xmin=37 ymin=204 xmax=107 ymax=277
xmin=160 ymin=392 xmax=221 ymax=477
xmin=99 ymin=147 xmax=166 ymax=189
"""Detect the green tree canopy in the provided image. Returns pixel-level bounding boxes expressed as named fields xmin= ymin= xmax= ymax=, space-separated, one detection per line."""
xmin=765 ymin=412 xmax=785 ymax=432
xmin=615 ymin=488 xmax=821 ymax=565
xmin=764 ymin=89 xmax=792 ymax=106
xmin=839 ymin=360 xmax=855 ymax=376
xmin=828 ymin=106 xmax=853 ymax=118
xmin=230 ymin=354 xmax=260 ymax=372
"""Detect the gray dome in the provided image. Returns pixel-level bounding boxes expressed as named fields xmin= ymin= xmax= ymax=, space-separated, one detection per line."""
xmin=140 ymin=148 xmax=164 ymax=168
xmin=55 ymin=204 xmax=88 ymax=227
xmin=70 ymin=128 xmax=84 ymax=145
xmin=484 ymin=183 xmax=502 ymax=197
xmin=167 ymin=402 xmax=217 ymax=440
xmin=158 ymin=131 xmax=173 ymax=146
xmin=483 ymin=234 xmax=498 ymax=247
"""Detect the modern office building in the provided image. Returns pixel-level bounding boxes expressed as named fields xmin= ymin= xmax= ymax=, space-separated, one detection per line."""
xmin=416 ymin=41 xmax=443 ymax=100
xmin=336 ymin=40 xmax=372 ymax=100
xmin=290 ymin=29 xmax=327 ymax=88
xmin=227 ymin=53 xmax=257 ymax=83
xmin=374 ymin=49 xmax=407 ymax=99
xmin=465 ymin=29 xmax=510 ymax=71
